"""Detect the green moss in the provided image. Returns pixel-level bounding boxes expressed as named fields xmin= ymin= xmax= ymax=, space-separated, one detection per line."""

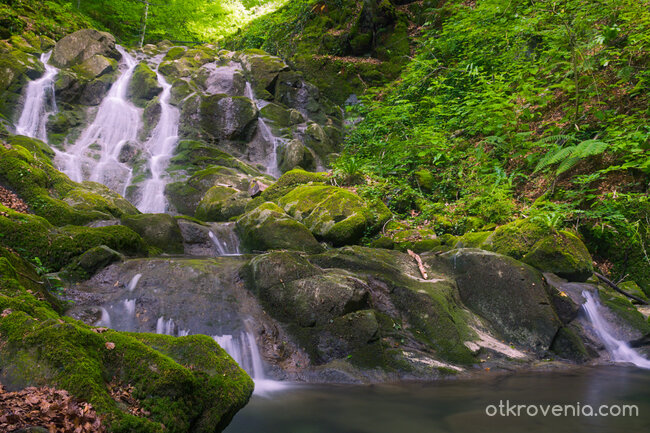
xmin=599 ymin=289 xmax=650 ymax=334
xmin=550 ymin=327 xmax=590 ymax=362
xmin=455 ymin=231 xmax=492 ymax=249
xmin=195 ymin=186 xmax=248 ymax=222
xmin=522 ymin=230 xmax=594 ymax=282
xmin=61 ymin=245 xmax=124 ymax=281
xmin=278 ymin=184 xmax=391 ymax=246
xmin=261 ymin=168 xmax=328 ymax=201
xmin=120 ymin=214 xmax=184 ymax=254
xmin=0 ymin=139 xmax=137 ymax=226
xmin=128 ymin=62 xmax=162 ymax=108
xmin=235 ymin=202 xmax=324 ymax=253
xmin=164 ymin=46 xmax=186 ymax=61
xmin=484 ymin=218 xmax=549 ymax=259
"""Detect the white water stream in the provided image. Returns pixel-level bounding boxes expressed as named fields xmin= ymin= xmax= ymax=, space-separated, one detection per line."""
xmin=15 ymin=51 xmax=58 ymax=141
xmin=582 ymin=290 xmax=650 ymax=369
xmin=57 ymin=45 xmax=140 ymax=196
xmin=136 ymin=69 xmax=180 ymax=213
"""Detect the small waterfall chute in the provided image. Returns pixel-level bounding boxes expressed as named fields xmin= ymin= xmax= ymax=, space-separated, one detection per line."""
xmin=15 ymin=51 xmax=58 ymax=141
xmin=582 ymin=290 xmax=650 ymax=369
xmin=127 ymin=273 xmax=142 ymax=292
xmin=136 ymin=66 xmax=180 ymax=213
xmin=209 ymin=223 xmax=241 ymax=256
xmin=213 ymin=329 xmax=287 ymax=396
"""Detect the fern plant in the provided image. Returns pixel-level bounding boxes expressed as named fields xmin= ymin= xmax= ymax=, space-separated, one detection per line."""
xmin=534 ymin=139 xmax=609 ymax=175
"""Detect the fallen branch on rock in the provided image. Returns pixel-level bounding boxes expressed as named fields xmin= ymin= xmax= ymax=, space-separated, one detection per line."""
xmin=595 ymin=272 xmax=648 ymax=305
xmin=407 ymin=249 xmax=428 ymax=279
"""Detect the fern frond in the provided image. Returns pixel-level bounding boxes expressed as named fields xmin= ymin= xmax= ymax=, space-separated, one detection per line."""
xmin=534 ymin=134 xmax=576 ymax=145
xmin=534 ymin=146 xmax=576 ymax=172
xmin=572 ymin=139 xmax=608 ymax=158
xmin=556 ymin=156 xmax=582 ymax=175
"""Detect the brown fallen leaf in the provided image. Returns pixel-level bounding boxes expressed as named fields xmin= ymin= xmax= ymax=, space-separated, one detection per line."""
xmin=92 ymin=328 xmax=108 ymax=334
xmin=105 ymin=342 xmax=115 ymax=350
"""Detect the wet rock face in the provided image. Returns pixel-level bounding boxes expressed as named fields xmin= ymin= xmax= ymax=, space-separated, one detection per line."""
xmin=120 ymin=213 xmax=184 ymax=254
xmin=200 ymin=94 xmax=259 ymax=141
xmin=51 ymin=29 xmax=120 ymax=68
xmin=443 ymin=249 xmax=562 ymax=352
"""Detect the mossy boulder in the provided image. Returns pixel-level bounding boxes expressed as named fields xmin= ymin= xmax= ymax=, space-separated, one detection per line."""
xmin=245 ymin=251 xmax=323 ymax=292
xmin=260 ymin=103 xmax=292 ymax=128
xmin=0 ymin=256 xmax=253 ymax=432
xmin=522 ymin=230 xmax=594 ymax=282
xmin=280 ymin=272 xmax=370 ymax=327
xmin=454 ymin=231 xmax=492 ymax=249
xmin=443 ymin=249 xmax=562 ymax=352
xmin=278 ymin=185 xmax=392 ymax=246
xmin=0 ymin=138 xmax=138 ymax=226
xmin=0 ymin=207 xmax=147 ymax=271
xmin=260 ymin=168 xmax=328 ymax=201
xmin=195 ymin=186 xmax=250 ymax=222
xmin=483 ymin=218 xmax=549 ymax=259
xmin=128 ymin=62 xmax=162 ymax=108
xmin=74 ymin=55 xmax=116 ymax=79
xmin=278 ymin=139 xmax=316 ymax=173
xmin=0 ymin=47 xmax=44 ymax=118
xmin=200 ymin=94 xmax=258 ymax=141
xmin=51 ymin=29 xmax=120 ymax=68
xmin=120 ymin=213 xmax=184 ymax=254
xmin=235 ymin=202 xmax=324 ymax=253
xmin=61 ymin=245 xmax=124 ymax=281
xmin=240 ymin=52 xmax=289 ymax=99
xmin=550 ymin=326 xmax=591 ymax=363
xmin=304 ymin=122 xmax=340 ymax=161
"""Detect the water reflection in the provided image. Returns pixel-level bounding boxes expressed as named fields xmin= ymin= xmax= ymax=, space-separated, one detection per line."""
xmin=225 ymin=367 xmax=650 ymax=433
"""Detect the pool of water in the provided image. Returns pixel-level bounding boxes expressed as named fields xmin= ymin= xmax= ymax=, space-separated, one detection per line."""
xmin=225 ymin=366 xmax=650 ymax=433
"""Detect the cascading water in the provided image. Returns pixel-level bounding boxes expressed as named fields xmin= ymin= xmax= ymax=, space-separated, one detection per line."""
xmin=58 ymin=45 xmax=140 ymax=196
xmin=16 ymin=51 xmax=58 ymax=141
xmin=214 ymin=325 xmax=286 ymax=396
xmin=209 ymin=222 xmax=241 ymax=256
xmin=136 ymin=68 xmax=180 ymax=213
xmin=582 ymin=290 xmax=650 ymax=369
xmin=245 ymin=82 xmax=283 ymax=178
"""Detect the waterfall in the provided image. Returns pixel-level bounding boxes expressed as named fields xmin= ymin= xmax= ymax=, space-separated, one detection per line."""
xmin=209 ymin=222 xmax=241 ymax=256
xmin=15 ymin=51 xmax=58 ymax=141
xmin=127 ymin=273 xmax=142 ymax=292
xmin=95 ymin=307 xmax=112 ymax=328
xmin=245 ymin=82 xmax=282 ymax=177
xmin=136 ymin=69 xmax=180 ymax=213
xmin=213 ymin=330 xmax=286 ymax=396
xmin=582 ymin=290 xmax=650 ymax=369
xmin=58 ymin=45 xmax=140 ymax=196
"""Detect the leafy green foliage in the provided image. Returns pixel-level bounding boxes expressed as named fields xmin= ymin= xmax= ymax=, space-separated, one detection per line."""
xmin=334 ymin=0 xmax=650 ymax=289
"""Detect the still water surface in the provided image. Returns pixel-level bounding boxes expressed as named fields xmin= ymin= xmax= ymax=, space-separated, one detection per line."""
xmin=225 ymin=367 xmax=649 ymax=433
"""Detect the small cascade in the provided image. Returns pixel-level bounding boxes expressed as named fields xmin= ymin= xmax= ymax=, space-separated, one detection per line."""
xmin=16 ymin=51 xmax=58 ymax=141
xmin=582 ymin=290 xmax=650 ymax=369
xmin=209 ymin=222 xmax=241 ymax=256
xmin=58 ymin=45 xmax=140 ymax=196
xmin=245 ymin=82 xmax=282 ymax=177
xmin=127 ymin=273 xmax=142 ymax=292
xmin=155 ymin=316 xmax=190 ymax=336
xmin=136 ymin=68 xmax=180 ymax=213
xmin=95 ymin=307 xmax=112 ymax=328
xmin=213 ymin=329 xmax=286 ymax=396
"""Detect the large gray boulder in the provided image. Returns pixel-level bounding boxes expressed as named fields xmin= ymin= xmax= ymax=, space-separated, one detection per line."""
xmin=442 ymin=249 xmax=562 ymax=352
xmin=200 ymin=94 xmax=258 ymax=141
xmin=51 ymin=29 xmax=120 ymax=68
